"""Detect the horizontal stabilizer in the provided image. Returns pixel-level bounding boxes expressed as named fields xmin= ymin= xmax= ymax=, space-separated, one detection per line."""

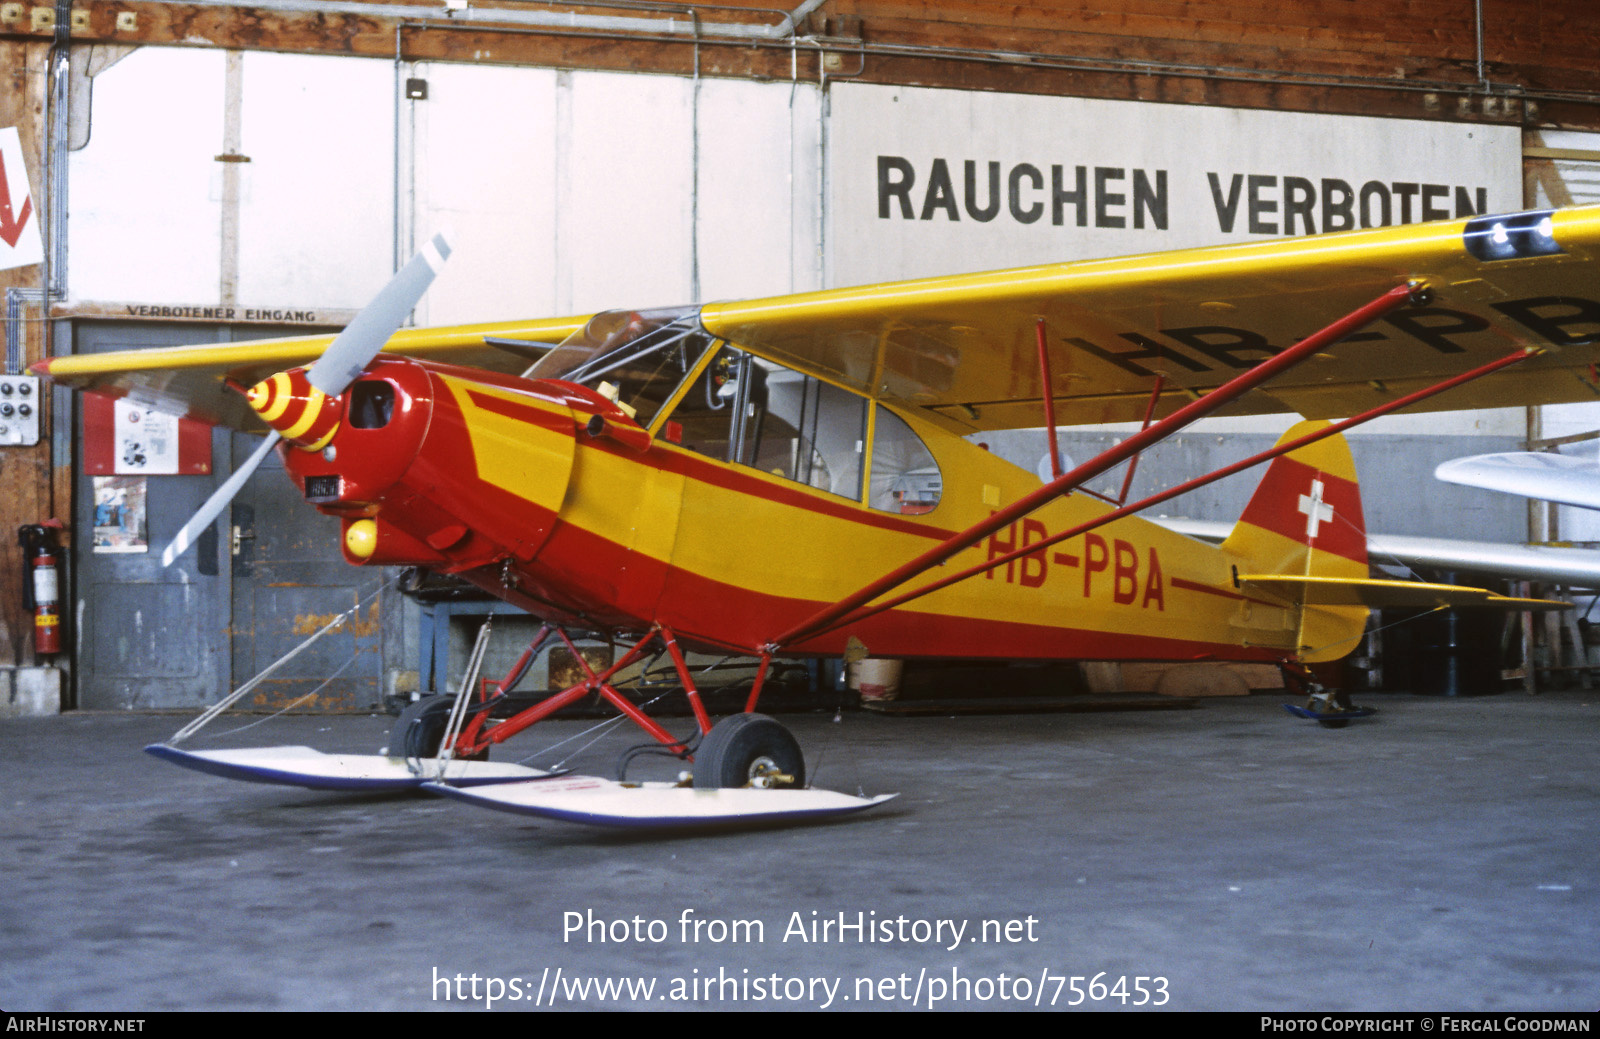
xmin=1238 ymin=575 xmax=1570 ymax=610
xmin=1480 ymin=595 xmax=1579 ymax=611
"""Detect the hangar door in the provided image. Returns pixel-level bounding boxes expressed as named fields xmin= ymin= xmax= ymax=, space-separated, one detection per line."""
xmin=72 ymin=321 xmax=384 ymax=712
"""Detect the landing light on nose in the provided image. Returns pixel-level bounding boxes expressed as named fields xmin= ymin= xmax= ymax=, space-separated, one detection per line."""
xmin=344 ymin=519 xmax=378 ymax=560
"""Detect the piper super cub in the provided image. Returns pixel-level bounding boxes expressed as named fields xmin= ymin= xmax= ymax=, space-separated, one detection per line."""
xmin=36 ymin=206 xmax=1600 ymax=827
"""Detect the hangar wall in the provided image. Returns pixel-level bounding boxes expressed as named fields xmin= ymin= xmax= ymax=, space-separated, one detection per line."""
xmin=66 ymin=47 xmax=1527 ymax=309
xmin=67 ymin=50 xmax=826 ymax=316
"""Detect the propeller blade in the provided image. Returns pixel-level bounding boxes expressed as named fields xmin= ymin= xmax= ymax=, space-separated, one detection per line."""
xmin=306 ymin=232 xmax=451 ymax=396
xmin=161 ymin=430 xmax=281 ymax=567
xmin=160 ymin=233 xmax=451 ymax=566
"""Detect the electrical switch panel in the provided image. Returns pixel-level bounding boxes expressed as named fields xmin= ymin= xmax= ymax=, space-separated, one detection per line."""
xmin=0 ymin=374 xmax=41 ymax=446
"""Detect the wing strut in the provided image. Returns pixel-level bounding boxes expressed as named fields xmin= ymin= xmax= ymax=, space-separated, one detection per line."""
xmin=1112 ymin=373 xmax=1166 ymax=507
xmin=797 ymin=345 xmax=1537 ymax=640
xmin=1039 ymin=316 xmax=1164 ymax=506
xmin=1037 ymin=318 xmax=1064 ymax=480
xmin=1078 ymin=372 xmax=1165 ymax=508
xmin=765 ymin=282 xmax=1426 ymax=652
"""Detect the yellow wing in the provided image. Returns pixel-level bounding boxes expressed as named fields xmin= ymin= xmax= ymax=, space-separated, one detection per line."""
xmin=701 ymin=206 xmax=1600 ymax=430
xmin=38 ymin=206 xmax=1600 ymax=434
xmin=35 ymin=315 xmax=586 ymax=430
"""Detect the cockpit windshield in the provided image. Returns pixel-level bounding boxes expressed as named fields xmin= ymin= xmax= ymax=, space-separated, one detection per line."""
xmin=527 ymin=305 xmax=716 ymax=428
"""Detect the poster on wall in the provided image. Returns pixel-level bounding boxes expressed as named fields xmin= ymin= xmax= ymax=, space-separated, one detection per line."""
xmin=82 ymin=392 xmax=212 ymax=476
xmin=91 ymin=475 xmax=149 ymax=554
xmin=112 ymin=401 xmax=180 ymax=474
xmin=827 ymin=85 xmax=1523 ymax=286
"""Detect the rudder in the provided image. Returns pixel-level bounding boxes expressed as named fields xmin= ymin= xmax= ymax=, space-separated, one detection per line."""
xmin=1222 ymin=420 xmax=1369 ymax=663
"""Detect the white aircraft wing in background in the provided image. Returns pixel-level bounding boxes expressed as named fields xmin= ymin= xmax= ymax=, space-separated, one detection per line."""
xmin=1435 ymin=451 xmax=1600 ymax=512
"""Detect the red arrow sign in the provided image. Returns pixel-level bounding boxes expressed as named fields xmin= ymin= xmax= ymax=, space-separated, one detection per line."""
xmin=0 ymin=148 xmax=34 ymax=249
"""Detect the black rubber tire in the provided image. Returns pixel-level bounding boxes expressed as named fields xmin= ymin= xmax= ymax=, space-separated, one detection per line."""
xmin=692 ymin=713 xmax=805 ymax=790
xmin=387 ymin=696 xmax=487 ymax=760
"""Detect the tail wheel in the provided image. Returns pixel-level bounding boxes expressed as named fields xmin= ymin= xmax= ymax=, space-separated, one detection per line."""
xmin=386 ymin=696 xmax=487 ymax=761
xmin=692 ymin=713 xmax=805 ymax=790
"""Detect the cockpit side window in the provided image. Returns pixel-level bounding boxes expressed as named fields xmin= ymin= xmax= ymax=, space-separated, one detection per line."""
xmin=741 ymin=362 xmax=866 ymax=500
xmin=659 ymin=347 xmax=867 ymax=501
xmin=663 ymin=346 xmax=743 ymax=460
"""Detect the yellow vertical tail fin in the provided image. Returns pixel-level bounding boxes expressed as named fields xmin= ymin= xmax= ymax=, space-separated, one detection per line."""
xmin=1222 ymin=421 xmax=1370 ymax=663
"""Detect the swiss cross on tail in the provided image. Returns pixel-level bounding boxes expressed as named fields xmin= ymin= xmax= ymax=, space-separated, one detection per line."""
xmin=1235 ymin=458 xmax=1366 ymax=564
xmin=1224 ymin=422 xmax=1368 ymax=570
xmin=1297 ymin=478 xmax=1334 ymax=540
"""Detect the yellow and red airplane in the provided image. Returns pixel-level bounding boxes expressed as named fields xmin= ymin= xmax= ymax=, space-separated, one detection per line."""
xmin=35 ymin=206 xmax=1600 ymax=826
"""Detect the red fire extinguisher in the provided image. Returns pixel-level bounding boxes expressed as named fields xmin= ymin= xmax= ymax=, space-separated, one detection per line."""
xmin=18 ymin=522 xmax=63 ymax=657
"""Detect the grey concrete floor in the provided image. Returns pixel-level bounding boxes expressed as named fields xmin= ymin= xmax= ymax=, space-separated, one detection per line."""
xmin=1 ymin=690 xmax=1596 ymax=1012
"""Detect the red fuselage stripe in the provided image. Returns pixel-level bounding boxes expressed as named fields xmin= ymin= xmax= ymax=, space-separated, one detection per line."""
xmin=464 ymin=388 xmax=579 ymax=434
xmin=1170 ymin=577 xmax=1243 ymax=601
xmin=469 ymin=385 xmax=958 ymax=542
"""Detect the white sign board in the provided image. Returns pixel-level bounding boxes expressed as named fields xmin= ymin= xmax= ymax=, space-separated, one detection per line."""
xmin=113 ymin=402 xmax=179 ymax=475
xmin=828 ymin=85 xmax=1522 ymax=286
xmin=0 ymin=127 xmax=43 ymax=272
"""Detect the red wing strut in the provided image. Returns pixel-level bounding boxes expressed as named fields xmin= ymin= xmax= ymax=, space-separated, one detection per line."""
xmin=767 ymin=283 xmax=1423 ymax=653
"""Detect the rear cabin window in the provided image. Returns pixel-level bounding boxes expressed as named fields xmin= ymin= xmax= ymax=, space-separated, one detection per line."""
xmin=869 ymin=406 xmax=942 ymax=514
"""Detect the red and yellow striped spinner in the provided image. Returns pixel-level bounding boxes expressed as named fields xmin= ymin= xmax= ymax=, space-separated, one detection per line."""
xmin=246 ymin=368 xmax=344 ymax=450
